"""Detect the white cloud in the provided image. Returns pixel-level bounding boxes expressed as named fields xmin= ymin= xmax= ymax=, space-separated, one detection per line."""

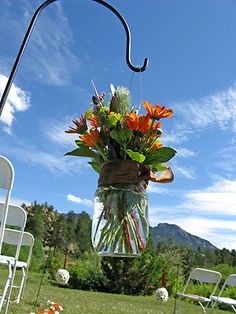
xmin=183 ymin=178 xmax=236 ymax=215
xmin=0 ymin=74 xmax=30 ymax=133
xmin=67 ymin=194 xmax=93 ymax=208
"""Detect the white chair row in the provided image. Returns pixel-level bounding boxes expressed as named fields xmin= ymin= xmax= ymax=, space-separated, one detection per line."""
xmin=0 ymin=155 xmax=34 ymax=313
xmin=177 ymin=267 xmax=236 ymax=313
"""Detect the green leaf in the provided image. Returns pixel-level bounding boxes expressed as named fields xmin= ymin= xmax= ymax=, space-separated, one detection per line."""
xmin=75 ymin=140 xmax=85 ymax=147
xmin=110 ymin=129 xmax=132 ymax=145
xmin=144 ymin=147 xmax=177 ymax=165
xmin=150 ymin=164 xmax=168 ymax=172
xmin=88 ymin=161 xmax=101 ymax=173
xmin=126 ymin=149 xmax=146 ymax=163
xmin=65 ymin=146 xmax=97 ymax=158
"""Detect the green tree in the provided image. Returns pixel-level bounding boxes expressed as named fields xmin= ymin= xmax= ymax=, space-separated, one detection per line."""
xmin=76 ymin=211 xmax=92 ymax=254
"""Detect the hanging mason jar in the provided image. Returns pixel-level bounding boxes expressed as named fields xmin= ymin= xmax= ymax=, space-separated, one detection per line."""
xmin=92 ymin=160 xmax=149 ymax=257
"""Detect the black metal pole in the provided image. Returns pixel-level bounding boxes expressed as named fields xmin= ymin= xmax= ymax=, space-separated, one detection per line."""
xmin=0 ymin=0 xmax=149 ymax=117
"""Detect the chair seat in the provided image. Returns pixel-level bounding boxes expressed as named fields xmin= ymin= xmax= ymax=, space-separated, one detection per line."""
xmin=211 ymin=295 xmax=236 ymax=306
xmin=0 ymin=255 xmax=27 ymax=268
xmin=177 ymin=292 xmax=210 ymax=302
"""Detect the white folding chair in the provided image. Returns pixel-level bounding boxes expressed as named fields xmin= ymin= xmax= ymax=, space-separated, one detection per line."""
xmin=177 ymin=268 xmax=222 ymax=314
xmin=211 ymin=274 xmax=236 ymax=313
xmin=0 ymin=203 xmax=27 ymax=312
xmin=0 ymin=156 xmax=14 ymax=253
xmin=2 ymin=228 xmax=34 ymax=303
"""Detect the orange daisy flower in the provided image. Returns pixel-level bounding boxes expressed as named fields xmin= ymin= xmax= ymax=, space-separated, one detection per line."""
xmin=142 ymin=100 xmax=173 ymax=120
xmin=65 ymin=115 xmax=87 ymax=134
xmin=80 ymin=129 xmax=99 ymax=147
xmin=126 ymin=113 xmax=152 ymax=134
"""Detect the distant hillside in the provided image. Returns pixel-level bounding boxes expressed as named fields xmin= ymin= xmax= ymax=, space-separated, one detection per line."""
xmin=150 ymin=223 xmax=218 ymax=251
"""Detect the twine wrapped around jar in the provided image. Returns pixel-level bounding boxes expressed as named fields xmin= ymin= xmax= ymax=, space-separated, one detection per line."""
xmin=98 ymin=159 xmax=174 ymax=186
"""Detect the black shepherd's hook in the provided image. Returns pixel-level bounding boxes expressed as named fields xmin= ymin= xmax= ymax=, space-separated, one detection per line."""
xmin=0 ymin=0 xmax=149 ymax=117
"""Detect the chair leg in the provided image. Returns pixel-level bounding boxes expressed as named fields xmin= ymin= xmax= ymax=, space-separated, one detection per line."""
xmin=4 ymin=260 xmax=18 ymax=314
xmin=177 ymin=298 xmax=183 ymax=314
xmin=0 ymin=262 xmax=12 ymax=312
xmin=16 ymin=267 xmax=26 ymax=303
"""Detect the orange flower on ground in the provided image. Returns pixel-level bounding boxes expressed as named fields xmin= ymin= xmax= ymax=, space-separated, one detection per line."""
xmin=65 ymin=115 xmax=87 ymax=134
xmin=88 ymin=114 xmax=99 ymax=129
xmin=142 ymin=100 xmax=173 ymax=120
xmin=80 ymin=128 xmax=99 ymax=147
xmin=126 ymin=112 xmax=152 ymax=134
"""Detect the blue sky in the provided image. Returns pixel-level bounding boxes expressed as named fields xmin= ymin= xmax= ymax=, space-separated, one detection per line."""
xmin=1 ymin=0 xmax=236 ymax=249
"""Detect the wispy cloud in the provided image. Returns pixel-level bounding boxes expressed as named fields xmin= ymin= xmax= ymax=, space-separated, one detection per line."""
xmin=174 ymin=164 xmax=196 ymax=179
xmin=67 ymin=193 xmax=93 ymax=208
xmin=0 ymin=74 xmax=30 ymax=133
xmin=0 ymin=140 xmax=88 ymax=176
xmin=149 ymin=177 xmax=236 ymax=249
xmin=0 ymin=195 xmax=31 ymax=207
xmin=176 ymin=148 xmax=197 ymax=158
xmin=0 ymin=0 xmax=80 ymax=86
xmin=173 ymin=84 xmax=236 ymax=136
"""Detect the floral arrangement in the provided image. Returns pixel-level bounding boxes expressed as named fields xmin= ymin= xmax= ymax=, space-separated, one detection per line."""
xmin=65 ymin=85 xmax=176 ymax=256
xmin=37 ymin=301 xmax=63 ymax=314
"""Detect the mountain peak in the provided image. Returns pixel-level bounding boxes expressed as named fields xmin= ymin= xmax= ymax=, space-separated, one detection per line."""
xmin=150 ymin=223 xmax=218 ymax=251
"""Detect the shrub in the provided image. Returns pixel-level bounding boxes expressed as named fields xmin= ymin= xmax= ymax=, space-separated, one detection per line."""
xmin=68 ymin=251 xmax=107 ymax=291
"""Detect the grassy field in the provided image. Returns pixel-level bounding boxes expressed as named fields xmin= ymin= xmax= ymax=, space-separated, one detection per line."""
xmin=0 ymin=271 xmax=232 ymax=314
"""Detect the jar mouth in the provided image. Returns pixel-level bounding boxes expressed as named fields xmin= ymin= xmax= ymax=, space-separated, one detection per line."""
xmin=98 ymin=181 xmax=147 ymax=191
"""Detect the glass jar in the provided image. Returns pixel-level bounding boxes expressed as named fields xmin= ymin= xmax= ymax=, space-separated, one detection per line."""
xmin=92 ymin=182 xmax=149 ymax=257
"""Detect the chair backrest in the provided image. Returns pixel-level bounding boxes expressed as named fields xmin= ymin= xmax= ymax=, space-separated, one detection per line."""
xmin=0 ymin=155 xmax=14 ymax=190
xmin=0 ymin=203 xmax=26 ymax=229
xmin=0 ymin=156 xmax=14 ymax=253
xmin=224 ymin=274 xmax=236 ymax=288
xmin=182 ymin=268 xmax=222 ymax=296
xmin=190 ymin=268 xmax=222 ymax=284
xmin=3 ymin=228 xmax=34 ymax=248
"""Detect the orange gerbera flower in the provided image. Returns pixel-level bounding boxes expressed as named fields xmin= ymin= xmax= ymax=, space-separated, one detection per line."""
xmin=138 ymin=115 xmax=152 ymax=134
xmin=80 ymin=129 xmax=99 ymax=147
xmin=88 ymin=114 xmax=99 ymax=128
xmin=142 ymin=100 xmax=173 ymax=120
xmin=126 ymin=113 xmax=152 ymax=134
xmin=65 ymin=115 xmax=87 ymax=134
xmin=126 ymin=112 xmax=139 ymax=130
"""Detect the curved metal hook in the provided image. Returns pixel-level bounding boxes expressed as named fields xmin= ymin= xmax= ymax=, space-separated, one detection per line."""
xmin=0 ymin=0 xmax=149 ymax=116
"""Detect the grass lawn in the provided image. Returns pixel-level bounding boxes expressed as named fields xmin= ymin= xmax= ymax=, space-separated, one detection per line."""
xmin=0 ymin=271 xmax=232 ymax=314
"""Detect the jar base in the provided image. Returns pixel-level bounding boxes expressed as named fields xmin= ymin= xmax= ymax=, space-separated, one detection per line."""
xmin=97 ymin=251 xmax=141 ymax=258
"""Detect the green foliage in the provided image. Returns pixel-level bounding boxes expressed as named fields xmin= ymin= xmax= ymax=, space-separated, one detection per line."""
xmin=126 ymin=149 xmax=146 ymax=163
xmin=68 ymin=251 xmax=107 ymax=291
xmin=65 ymin=146 xmax=97 ymax=158
xmin=144 ymin=147 xmax=177 ymax=165
xmin=76 ymin=211 xmax=92 ymax=254
xmin=101 ymin=237 xmax=161 ymax=295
